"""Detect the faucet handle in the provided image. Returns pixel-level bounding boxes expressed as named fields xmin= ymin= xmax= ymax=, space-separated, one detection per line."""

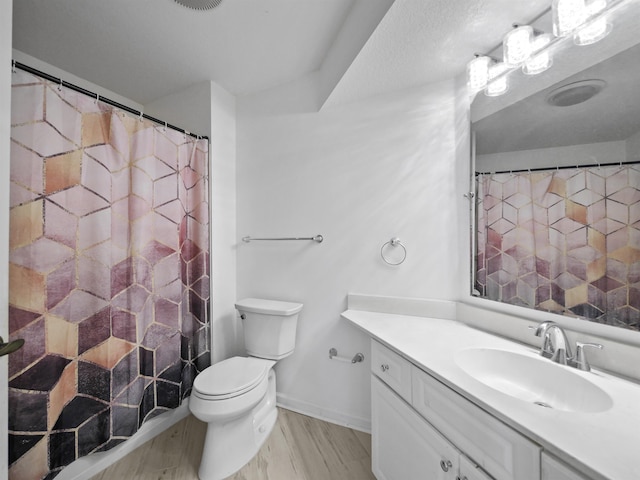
xmin=574 ymin=342 xmax=603 ymax=372
xmin=528 ymin=322 xmax=555 ymax=358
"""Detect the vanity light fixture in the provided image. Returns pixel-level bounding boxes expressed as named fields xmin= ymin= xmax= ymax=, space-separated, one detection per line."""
xmin=467 ymin=55 xmax=494 ymax=92
xmin=552 ymin=0 xmax=587 ymax=36
xmin=467 ymin=0 xmax=621 ymax=96
xmin=485 ymin=62 xmax=510 ymax=96
xmin=575 ymin=0 xmax=611 ymax=45
xmin=523 ymin=33 xmax=554 ymax=74
xmin=503 ymin=25 xmax=534 ymax=66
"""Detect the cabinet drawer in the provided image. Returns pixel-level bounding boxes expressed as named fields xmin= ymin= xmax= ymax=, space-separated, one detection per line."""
xmin=412 ymin=367 xmax=540 ymax=480
xmin=371 ymin=340 xmax=412 ymax=402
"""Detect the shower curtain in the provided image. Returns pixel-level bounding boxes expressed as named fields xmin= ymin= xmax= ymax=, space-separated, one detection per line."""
xmin=7 ymin=70 xmax=211 ymax=479
xmin=475 ymin=165 xmax=640 ymax=329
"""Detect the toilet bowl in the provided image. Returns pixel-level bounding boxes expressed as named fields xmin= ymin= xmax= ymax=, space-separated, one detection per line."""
xmin=190 ymin=357 xmax=277 ymax=479
xmin=190 ymin=298 xmax=302 ymax=480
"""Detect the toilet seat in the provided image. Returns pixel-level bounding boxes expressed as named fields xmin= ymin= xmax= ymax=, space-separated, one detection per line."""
xmin=193 ymin=356 xmax=272 ymax=400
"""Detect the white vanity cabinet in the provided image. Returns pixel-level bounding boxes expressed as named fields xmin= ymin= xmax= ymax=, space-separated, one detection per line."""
xmin=372 ymin=377 xmax=491 ymax=480
xmin=459 ymin=455 xmax=494 ymax=480
xmin=541 ymin=453 xmax=589 ymax=480
xmin=371 ymin=340 xmax=541 ymax=480
xmin=372 ymin=376 xmax=459 ymax=479
xmin=412 ymin=366 xmax=540 ymax=480
xmin=371 ymin=337 xmax=412 ymax=402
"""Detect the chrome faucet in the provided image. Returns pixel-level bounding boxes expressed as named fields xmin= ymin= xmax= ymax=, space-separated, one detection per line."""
xmin=531 ymin=321 xmax=603 ymax=371
xmin=533 ymin=321 xmax=572 ymax=365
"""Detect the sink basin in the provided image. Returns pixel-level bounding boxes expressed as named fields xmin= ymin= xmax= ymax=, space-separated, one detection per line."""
xmin=455 ymin=348 xmax=612 ymax=413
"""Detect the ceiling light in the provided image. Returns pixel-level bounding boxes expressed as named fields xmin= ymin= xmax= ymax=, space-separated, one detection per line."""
xmin=523 ymin=34 xmax=554 ymax=74
xmin=174 ymin=0 xmax=223 ymax=10
xmin=503 ymin=25 xmax=534 ymax=66
xmin=467 ymin=55 xmax=493 ymax=92
xmin=552 ymin=0 xmax=587 ymax=36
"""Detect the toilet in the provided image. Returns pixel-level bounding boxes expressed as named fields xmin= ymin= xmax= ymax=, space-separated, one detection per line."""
xmin=189 ymin=298 xmax=303 ymax=480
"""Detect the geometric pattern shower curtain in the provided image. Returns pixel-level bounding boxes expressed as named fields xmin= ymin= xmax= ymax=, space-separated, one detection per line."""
xmin=475 ymin=165 xmax=640 ymax=330
xmin=7 ymin=69 xmax=211 ymax=479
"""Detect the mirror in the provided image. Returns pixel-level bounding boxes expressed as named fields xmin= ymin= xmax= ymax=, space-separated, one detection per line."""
xmin=471 ymin=0 xmax=640 ymax=331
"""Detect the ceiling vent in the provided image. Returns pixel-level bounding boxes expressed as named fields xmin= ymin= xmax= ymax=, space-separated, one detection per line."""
xmin=174 ymin=0 xmax=223 ymax=10
xmin=546 ymin=79 xmax=606 ymax=107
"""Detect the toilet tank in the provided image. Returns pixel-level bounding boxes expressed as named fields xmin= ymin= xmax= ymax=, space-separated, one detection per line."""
xmin=235 ymin=298 xmax=303 ymax=360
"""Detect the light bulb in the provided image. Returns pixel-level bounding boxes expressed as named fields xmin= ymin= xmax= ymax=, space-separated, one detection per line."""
xmin=485 ymin=62 xmax=510 ymax=97
xmin=575 ymin=0 xmax=610 ymax=45
xmin=467 ymin=55 xmax=492 ymax=92
xmin=504 ymin=25 xmax=534 ymax=66
xmin=552 ymin=0 xmax=587 ymax=36
xmin=523 ymin=34 xmax=553 ymax=75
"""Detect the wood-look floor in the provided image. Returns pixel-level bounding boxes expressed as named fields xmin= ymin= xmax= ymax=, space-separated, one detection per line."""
xmin=90 ymin=408 xmax=375 ymax=480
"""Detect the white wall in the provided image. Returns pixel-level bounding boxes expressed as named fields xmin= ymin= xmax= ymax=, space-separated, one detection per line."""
xmin=236 ymin=73 xmax=462 ymax=430
xmin=12 ymin=50 xmax=143 ymax=112
xmin=318 ymin=0 xmax=394 ymax=106
xmin=1 ymin=0 xmax=13 ymax=476
xmin=145 ymin=81 xmax=241 ymax=363
xmin=626 ymin=129 xmax=640 ymax=162
xmin=144 ymin=82 xmax=212 ymax=137
xmin=207 ymin=82 xmax=242 ymax=361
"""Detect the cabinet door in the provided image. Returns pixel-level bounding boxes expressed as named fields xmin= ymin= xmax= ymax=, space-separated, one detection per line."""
xmin=541 ymin=452 xmax=589 ymax=480
xmin=412 ymin=367 xmax=540 ymax=480
xmin=459 ymin=454 xmax=494 ymax=480
xmin=372 ymin=376 xmax=458 ymax=480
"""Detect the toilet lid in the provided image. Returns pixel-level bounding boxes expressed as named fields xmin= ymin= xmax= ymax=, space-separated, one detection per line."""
xmin=235 ymin=298 xmax=303 ymax=315
xmin=194 ymin=356 xmax=270 ymax=398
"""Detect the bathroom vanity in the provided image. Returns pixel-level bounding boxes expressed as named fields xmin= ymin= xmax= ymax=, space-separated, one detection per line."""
xmin=342 ymin=309 xmax=640 ymax=480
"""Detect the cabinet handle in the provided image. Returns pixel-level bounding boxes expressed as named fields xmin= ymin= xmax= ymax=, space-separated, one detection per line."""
xmin=380 ymin=364 xmax=389 ymax=372
xmin=440 ymin=459 xmax=452 ymax=472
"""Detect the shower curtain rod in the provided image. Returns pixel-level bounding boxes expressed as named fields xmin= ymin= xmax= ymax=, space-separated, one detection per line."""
xmin=11 ymin=60 xmax=209 ymax=141
xmin=475 ymin=159 xmax=639 ymax=176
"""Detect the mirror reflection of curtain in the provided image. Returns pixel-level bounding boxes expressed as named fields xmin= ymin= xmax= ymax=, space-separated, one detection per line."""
xmin=475 ymin=165 xmax=640 ymax=329
xmin=8 ymin=70 xmax=211 ymax=479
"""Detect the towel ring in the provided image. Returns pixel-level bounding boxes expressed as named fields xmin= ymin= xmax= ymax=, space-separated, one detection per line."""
xmin=380 ymin=237 xmax=406 ymax=265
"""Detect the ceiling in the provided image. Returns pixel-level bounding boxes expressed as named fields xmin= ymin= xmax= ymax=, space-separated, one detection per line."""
xmin=12 ymin=0 xmax=550 ymax=107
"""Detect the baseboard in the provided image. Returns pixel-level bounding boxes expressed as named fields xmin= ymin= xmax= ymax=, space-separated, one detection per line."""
xmin=56 ymin=401 xmax=191 ymax=480
xmin=276 ymin=392 xmax=371 ymax=434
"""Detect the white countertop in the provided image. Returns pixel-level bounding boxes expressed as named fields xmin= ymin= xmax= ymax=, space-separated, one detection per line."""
xmin=342 ymin=309 xmax=640 ymax=480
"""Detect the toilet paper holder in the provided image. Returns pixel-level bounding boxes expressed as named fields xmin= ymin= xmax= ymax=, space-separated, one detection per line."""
xmin=329 ymin=347 xmax=364 ymax=364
